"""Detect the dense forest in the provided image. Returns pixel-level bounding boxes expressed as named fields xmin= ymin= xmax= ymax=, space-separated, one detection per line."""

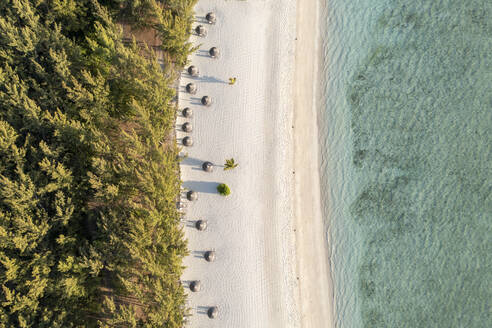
xmin=0 ymin=0 xmax=196 ymax=327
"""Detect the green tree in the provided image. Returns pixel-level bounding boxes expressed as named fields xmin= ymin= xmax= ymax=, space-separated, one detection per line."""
xmin=0 ymin=0 xmax=193 ymax=326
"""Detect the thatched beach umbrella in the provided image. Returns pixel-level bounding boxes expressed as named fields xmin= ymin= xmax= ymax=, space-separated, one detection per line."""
xmin=187 ymin=190 xmax=198 ymax=201
xmin=206 ymin=12 xmax=216 ymax=24
xmin=188 ymin=65 xmax=199 ymax=76
xmin=209 ymin=47 xmax=219 ymax=58
xmin=201 ymin=96 xmax=212 ymax=106
xmin=195 ymin=220 xmax=207 ymax=231
xmin=202 ymin=161 xmax=213 ymax=172
xmin=207 ymin=306 xmax=218 ymax=319
xmin=204 ymin=250 xmax=215 ymax=262
xmin=195 ymin=25 xmax=207 ymax=37
xmin=190 ymin=280 xmax=201 ymax=292
xmin=182 ymin=122 xmax=192 ymax=132
xmin=186 ymin=83 xmax=197 ymax=94
xmin=182 ymin=136 xmax=193 ymax=147
xmin=182 ymin=107 xmax=193 ymax=118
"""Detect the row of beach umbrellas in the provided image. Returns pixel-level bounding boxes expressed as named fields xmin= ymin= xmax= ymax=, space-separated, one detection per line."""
xmin=182 ymin=10 xmax=220 ymax=321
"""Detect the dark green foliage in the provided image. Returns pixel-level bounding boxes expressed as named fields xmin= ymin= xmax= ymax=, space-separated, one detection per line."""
xmin=103 ymin=0 xmax=198 ymax=67
xmin=217 ymin=183 xmax=231 ymax=196
xmin=0 ymin=0 xmax=193 ymax=326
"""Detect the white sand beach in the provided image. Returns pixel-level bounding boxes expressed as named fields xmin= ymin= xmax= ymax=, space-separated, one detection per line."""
xmin=178 ymin=0 xmax=333 ymax=327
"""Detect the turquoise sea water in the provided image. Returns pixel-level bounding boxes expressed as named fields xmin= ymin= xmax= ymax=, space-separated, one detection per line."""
xmin=319 ymin=0 xmax=491 ymax=327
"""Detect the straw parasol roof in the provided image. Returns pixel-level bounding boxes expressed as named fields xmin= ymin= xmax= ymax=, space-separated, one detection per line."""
xmin=202 ymin=161 xmax=214 ymax=172
xmin=188 ymin=65 xmax=199 ymax=76
xmin=195 ymin=220 xmax=207 ymax=231
xmin=195 ymin=25 xmax=207 ymax=36
xmin=201 ymin=96 xmax=212 ymax=106
xmin=204 ymin=250 xmax=215 ymax=262
xmin=190 ymin=280 xmax=201 ymax=292
xmin=206 ymin=12 xmax=216 ymax=24
xmin=182 ymin=122 xmax=192 ymax=132
xmin=182 ymin=107 xmax=192 ymax=118
xmin=182 ymin=136 xmax=193 ymax=146
xmin=207 ymin=306 xmax=218 ymax=319
xmin=186 ymin=83 xmax=197 ymax=94
xmin=209 ymin=47 xmax=219 ymax=58
xmin=187 ymin=190 xmax=198 ymax=201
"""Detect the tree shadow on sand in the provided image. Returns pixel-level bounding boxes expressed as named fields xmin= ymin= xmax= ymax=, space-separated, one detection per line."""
xmin=180 ymin=73 xmax=228 ymax=84
xmin=197 ymin=75 xmax=228 ymax=84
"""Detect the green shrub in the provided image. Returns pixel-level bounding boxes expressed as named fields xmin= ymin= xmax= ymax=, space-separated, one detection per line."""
xmin=217 ymin=183 xmax=231 ymax=196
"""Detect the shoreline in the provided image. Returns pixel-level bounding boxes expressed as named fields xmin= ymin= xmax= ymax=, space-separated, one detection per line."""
xmin=294 ymin=0 xmax=335 ymax=327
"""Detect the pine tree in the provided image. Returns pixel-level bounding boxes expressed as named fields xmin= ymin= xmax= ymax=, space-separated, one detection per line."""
xmin=0 ymin=0 xmax=194 ymax=326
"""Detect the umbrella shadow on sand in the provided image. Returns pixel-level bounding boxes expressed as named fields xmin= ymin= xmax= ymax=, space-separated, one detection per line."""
xmin=191 ymin=250 xmax=209 ymax=259
xmin=197 ymin=306 xmax=214 ymax=315
xmin=181 ymin=156 xmax=205 ymax=167
xmin=182 ymin=180 xmax=219 ymax=194
xmin=195 ymin=49 xmax=213 ymax=58
xmin=181 ymin=157 xmax=221 ymax=172
xmin=194 ymin=16 xmax=209 ymax=24
xmin=184 ymin=220 xmax=200 ymax=228
xmin=188 ymin=97 xmax=205 ymax=105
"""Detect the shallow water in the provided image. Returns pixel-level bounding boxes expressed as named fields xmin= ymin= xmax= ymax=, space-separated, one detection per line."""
xmin=319 ymin=0 xmax=492 ymax=327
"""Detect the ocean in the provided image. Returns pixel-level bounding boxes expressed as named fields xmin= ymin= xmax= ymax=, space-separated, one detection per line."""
xmin=319 ymin=0 xmax=492 ymax=327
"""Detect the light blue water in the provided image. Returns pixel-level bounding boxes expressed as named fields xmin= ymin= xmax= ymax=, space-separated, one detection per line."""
xmin=319 ymin=0 xmax=492 ymax=327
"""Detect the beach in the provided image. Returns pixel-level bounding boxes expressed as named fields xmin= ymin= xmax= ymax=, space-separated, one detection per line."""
xmin=293 ymin=0 xmax=335 ymax=327
xmin=178 ymin=0 xmax=334 ymax=327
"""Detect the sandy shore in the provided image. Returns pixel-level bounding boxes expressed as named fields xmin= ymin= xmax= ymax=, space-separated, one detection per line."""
xmin=294 ymin=0 xmax=335 ymax=327
xmin=178 ymin=0 xmax=333 ymax=327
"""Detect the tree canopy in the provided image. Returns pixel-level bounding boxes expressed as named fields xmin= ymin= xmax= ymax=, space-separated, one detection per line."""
xmin=0 ymin=1 xmax=194 ymax=327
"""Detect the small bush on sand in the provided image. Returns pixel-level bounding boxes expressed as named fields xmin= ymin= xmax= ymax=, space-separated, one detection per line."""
xmin=217 ymin=183 xmax=231 ymax=196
